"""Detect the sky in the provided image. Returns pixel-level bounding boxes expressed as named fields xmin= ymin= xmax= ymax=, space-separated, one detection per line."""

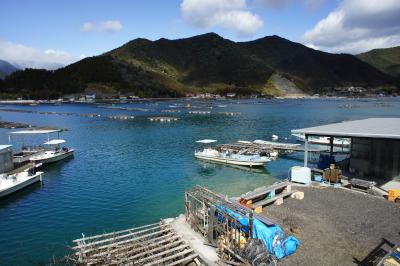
xmin=0 ymin=0 xmax=399 ymax=69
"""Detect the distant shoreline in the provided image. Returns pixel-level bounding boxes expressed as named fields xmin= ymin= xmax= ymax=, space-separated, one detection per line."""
xmin=0 ymin=94 xmax=398 ymax=105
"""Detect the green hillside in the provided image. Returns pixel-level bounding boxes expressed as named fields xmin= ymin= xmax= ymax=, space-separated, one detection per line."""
xmin=0 ymin=33 xmax=397 ymax=99
xmin=239 ymin=36 xmax=394 ymax=93
xmin=357 ymin=46 xmax=400 ymax=77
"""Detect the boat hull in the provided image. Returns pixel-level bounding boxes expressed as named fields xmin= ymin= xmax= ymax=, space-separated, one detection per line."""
xmin=195 ymin=154 xmax=268 ymax=167
xmin=30 ymin=150 xmax=74 ymax=165
xmin=0 ymin=172 xmax=43 ymax=198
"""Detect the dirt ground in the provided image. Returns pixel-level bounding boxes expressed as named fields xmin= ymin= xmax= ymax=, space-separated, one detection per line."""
xmin=261 ymin=185 xmax=400 ymax=266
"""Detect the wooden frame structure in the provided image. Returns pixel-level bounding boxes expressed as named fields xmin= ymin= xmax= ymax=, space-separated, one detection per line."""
xmin=70 ymin=222 xmax=200 ymax=265
xmin=184 ymin=186 xmax=276 ymax=265
xmin=239 ymin=181 xmax=297 ymax=212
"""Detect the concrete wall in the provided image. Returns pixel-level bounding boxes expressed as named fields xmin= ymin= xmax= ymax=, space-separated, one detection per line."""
xmin=350 ymin=138 xmax=400 ymax=179
xmin=0 ymin=147 xmax=13 ymax=174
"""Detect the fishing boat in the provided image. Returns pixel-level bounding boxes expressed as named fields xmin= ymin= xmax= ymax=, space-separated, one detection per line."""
xmin=194 ymin=140 xmax=270 ymax=167
xmin=292 ymin=133 xmax=350 ymax=147
xmin=0 ymin=165 xmax=43 ymax=198
xmin=8 ymin=129 xmax=62 ymax=165
xmin=12 ymin=147 xmax=44 ymax=165
xmin=30 ymin=139 xmax=74 ymax=165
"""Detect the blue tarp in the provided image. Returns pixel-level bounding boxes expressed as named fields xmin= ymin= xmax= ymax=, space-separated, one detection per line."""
xmin=217 ymin=205 xmax=300 ymax=260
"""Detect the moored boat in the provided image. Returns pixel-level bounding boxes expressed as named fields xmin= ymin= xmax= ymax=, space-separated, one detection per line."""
xmin=194 ymin=139 xmax=270 ymax=167
xmin=195 ymin=148 xmax=270 ymax=167
xmin=292 ymin=133 xmax=350 ymax=147
xmin=8 ymin=129 xmax=62 ymax=165
xmin=0 ymin=169 xmax=43 ymax=198
xmin=30 ymin=139 xmax=74 ymax=165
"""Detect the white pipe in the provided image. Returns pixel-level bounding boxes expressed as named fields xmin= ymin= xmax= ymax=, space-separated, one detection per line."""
xmin=304 ymin=134 xmax=309 ymax=167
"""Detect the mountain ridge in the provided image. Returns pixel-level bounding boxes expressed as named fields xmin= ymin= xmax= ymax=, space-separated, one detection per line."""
xmin=0 ymin=33 xmax=397 ymax=99
xmin=0 ymin=59 xmax=19 ymax=79
xmin=357 ymin=46 xmax=400 ymax=78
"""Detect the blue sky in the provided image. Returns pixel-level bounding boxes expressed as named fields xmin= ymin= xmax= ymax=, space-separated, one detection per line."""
xmin=1 ymin=0 xmax=399 ymax=68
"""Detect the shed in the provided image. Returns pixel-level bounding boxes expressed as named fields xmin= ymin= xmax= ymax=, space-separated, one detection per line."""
xmin=292 ymin=118 xmax=400 ymax=181
xmin=0 ymin=145 xmax=14 ymax=173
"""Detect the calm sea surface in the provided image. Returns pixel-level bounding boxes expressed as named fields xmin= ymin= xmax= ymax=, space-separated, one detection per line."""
xmin=0 ymin=98 xmax=399 ymax=265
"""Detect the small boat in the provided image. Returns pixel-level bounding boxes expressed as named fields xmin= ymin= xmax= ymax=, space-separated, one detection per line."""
xmin=8 ymin=129 xmax=62 ymax=165
xmin=30 ymin=139 xmax=74 ymax=165
xmin=12 ymin=146 xmax=44 ymax=165
xmin=292 ymin=133 xmax=350 ymax=147
xmin=0 ymin=166 xmax=43 ymax=198
xmin=195 ymin=148 xmax=270 ymax=167
xmin=194 ymin=140 xmax=270 ymax=167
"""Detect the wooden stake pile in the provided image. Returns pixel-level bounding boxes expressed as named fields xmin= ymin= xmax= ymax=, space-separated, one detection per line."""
xmin=69 ymin=222 xmax=200 ymax=265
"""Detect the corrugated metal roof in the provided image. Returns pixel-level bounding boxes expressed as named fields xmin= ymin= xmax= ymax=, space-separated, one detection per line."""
xmin=0 ymin=145 xmax=12 ymax=151
xmin=292 ymin=118 xmax=400 ymax=139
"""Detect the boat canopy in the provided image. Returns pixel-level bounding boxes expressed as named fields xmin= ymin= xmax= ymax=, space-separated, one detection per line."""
xmin=44 ymin=139 xmax=66 ymax=145
xmin=196 ymin=139 xmax=217 ymax=144
xmin=9 ymin=129 xmax=60 ymax=135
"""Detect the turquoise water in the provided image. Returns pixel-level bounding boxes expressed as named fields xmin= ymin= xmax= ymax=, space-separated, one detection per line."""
xmin=0 ymin=98 xmax=399 ymax=265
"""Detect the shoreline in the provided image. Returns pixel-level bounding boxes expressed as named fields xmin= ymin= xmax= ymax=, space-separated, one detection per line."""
xmin=0 ymin=94 xmax=398 ymax=105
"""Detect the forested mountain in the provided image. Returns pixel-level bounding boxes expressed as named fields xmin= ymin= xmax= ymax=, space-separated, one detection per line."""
xmin=0 ymin=33 xmax=396 ymax=99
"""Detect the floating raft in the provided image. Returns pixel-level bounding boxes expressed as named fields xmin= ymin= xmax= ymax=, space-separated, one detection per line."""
xmin=70 ymin=222 xmax=201 ymax=265
xmin=149 ymin=117 xmax=179 ymax=122
xmin=188 ymin=110 xmax=210 ymax=114
xmin=219 ymin=112 xmax=241 ymax=116
xmin=108 ymin=115 xmax=135 ymax=120
xmin=161 ymin=109 xmax=181 ymax=113
xmin=0 ymin=121 xmax=34 ymax=129
xmin=80 ymin=113 xmax=101 ymax=118
xmin=217 ymin=142 xmax=274 ymax=155
xmin=219 ymin=141 xmax=327 ymax=155
xmin=0 ymin=108 xmax=74 ymax=116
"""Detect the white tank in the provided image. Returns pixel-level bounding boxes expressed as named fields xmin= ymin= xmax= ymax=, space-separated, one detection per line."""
xmin=290 ymin=166 xmax=311 ymax=184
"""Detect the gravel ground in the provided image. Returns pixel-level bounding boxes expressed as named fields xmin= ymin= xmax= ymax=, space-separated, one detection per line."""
xmin=261 ymin=185 xmax=400 ymax=266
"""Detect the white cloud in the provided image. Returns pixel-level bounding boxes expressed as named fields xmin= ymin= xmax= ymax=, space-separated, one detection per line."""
xmin=255 ymin=0 xmax=292 ymax=9
xmin=82 ymin=22 xmax=95 ymax=32
xmin=255 ymin=0 xmax=324 ymax=10
xmin=81 ymin=20 xmax=122 ymax=33
xmin=180 ymin=0 xmax=263 ymax=37
xmin=302 ymin=0 xmax=400 ymax=53
xmin=0 ymin=40 xmax=84 ymax=69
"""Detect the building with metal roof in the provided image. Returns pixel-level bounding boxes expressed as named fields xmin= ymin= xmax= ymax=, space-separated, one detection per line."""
xmin=0 ymin=145 xmax=13 ymax=173
xmin=292 ymin=118 xmax=400 ymax=140
xmin=292 ymin=118 xmax=400 ymax=184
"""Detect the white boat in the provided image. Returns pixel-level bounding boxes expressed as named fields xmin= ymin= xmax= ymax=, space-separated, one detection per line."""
xmin=195 ymin=148 xmax=270 ymax=167
xmin=30 ymin=139 xmax=74 ymax=165
xmin=8 ymin=129 xmax=61 ymax=164
xmin=0 ymin=168 xmax=43 ymax=198
xmin=292 ymin=133 xmax=350 ymax=147
xmin=12 ymin=147 xmax=45 ymax=164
